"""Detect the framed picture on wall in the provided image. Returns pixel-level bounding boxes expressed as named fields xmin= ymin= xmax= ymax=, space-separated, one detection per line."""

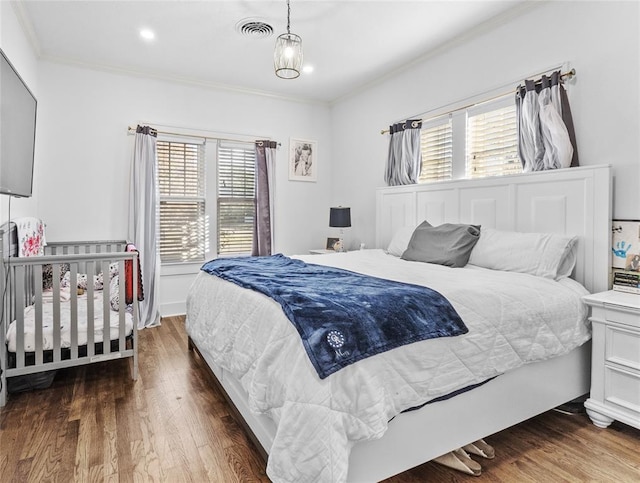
xmin=289 ymin=138 xmax=317 ymax=182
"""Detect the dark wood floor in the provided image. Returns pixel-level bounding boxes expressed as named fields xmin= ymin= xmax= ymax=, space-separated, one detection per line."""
xmin=1 ymin=316 xmax=639 ymax=482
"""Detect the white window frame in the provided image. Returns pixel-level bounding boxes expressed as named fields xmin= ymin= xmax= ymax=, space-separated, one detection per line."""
xmin=216 ymin=141 xmax=257 ymax=257
xmin=157 ymin=132 xmax=257 ymax=276
xmin=465 ymin=95 xmax=520 ymax=179
xmin=158 ymin=132 xmax=217 ymax=275
xmin=418 ymin=92 xmax=520 ymax=183
xmin=418 ymin=114 xmax=453 ymax=183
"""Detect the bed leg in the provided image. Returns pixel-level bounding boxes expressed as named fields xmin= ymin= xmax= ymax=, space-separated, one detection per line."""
xmin=188 ymin=337 xmax=194 ymax=351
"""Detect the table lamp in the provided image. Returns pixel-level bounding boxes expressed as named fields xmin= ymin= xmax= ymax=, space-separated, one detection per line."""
xmin=329 ymin=207 xmax=351 ymax=252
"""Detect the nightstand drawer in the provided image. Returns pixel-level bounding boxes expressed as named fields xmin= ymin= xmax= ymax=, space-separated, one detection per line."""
xmin=606 ymin=325 xmax=640 ymax=371
xmin=604 ymin=366 xmax=640 ymax=414
xmin=604 ymin=303 xmax=640 ymax=328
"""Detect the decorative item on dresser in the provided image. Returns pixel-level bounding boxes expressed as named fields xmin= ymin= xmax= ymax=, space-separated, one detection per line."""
xmin=611 ymin=219 xmax=640 ymax=293
xmin=582 ymin=290 xmax=640 ymax=430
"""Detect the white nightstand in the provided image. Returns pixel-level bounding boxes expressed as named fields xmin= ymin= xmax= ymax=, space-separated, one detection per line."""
xmin=582 ymin=290 xmax=640 ymax=430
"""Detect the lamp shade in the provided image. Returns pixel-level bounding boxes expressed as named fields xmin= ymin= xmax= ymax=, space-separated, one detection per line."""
xmin=329 ymin=207 xmax=351 ymax=228
xmin=274 ymin=33 xmax=303 ymax=79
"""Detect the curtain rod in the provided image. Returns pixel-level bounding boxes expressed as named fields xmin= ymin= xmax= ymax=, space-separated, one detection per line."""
xmin=380 ymin=68 xmax=576 ymax=135
xmin=126 ymin=125 xmax=280 ymax=146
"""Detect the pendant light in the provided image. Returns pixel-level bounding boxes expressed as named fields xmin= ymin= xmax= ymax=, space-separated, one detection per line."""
xmin=274 ymin=0 xmax=303 ymax=79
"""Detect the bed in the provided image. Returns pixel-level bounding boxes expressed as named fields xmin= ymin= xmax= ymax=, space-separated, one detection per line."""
xmin=0 ymin=234 xmax=140 ymax=407
xmin=186 ymin=164 xmax=611 ymax=482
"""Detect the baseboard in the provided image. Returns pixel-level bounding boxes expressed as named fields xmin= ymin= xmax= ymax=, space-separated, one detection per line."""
xmin=159 ymin=301 xmax=186 ymax=318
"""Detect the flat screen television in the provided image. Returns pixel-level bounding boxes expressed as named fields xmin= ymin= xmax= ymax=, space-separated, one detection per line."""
xmin=0 ymin=48 xmax=37 ymax=198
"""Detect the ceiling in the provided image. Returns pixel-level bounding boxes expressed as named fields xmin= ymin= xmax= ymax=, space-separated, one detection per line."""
xmin=15 ymin=0 xmax=530 ymax=103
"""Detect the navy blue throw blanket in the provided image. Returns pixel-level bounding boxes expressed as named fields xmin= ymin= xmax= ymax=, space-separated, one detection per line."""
xmin=201 ymin=254 xmax=468 ymax=379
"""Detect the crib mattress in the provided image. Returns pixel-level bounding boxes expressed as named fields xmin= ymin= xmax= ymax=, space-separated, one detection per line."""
xmin=6 ymin=291 xmax=134 ymax=353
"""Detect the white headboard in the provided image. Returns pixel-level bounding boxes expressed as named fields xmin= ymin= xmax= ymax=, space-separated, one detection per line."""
xmin=376 ymin=165 xmax=612 ymax=294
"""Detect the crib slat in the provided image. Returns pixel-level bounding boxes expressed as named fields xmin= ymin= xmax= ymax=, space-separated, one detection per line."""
xmin=70 ymin=263 xmax=78 ymax=360
xmin=102 ymin=260 xmax=110 ymax=356
xmin=34 ymin=266 xmax=44 ymax=366
xmin=118 ymin=259 xmax=126 ymax=351
xmin=52 ymin=264 xmax=61 ymax=362
xmin=25 ymin=265 xmax=34 ymax=307
xmin=86 ymin=260 xmax=95 ymax=357
xmin=14 ymin=266 xmax=25 ymax=369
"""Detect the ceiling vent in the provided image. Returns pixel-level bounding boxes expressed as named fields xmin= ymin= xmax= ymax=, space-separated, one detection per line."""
xmin=236 ymin=19 xmax=274 ymax=39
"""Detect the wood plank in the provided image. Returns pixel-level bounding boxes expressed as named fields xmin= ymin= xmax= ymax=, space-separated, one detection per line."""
xmin=1 ymin=315 xmax=639 ymax=482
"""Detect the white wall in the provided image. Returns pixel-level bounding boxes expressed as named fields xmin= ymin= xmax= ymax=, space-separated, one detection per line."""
xmin=0 ymin=1 xmax=39 ymax=219
xmin=34 ymin=62 xmax=331 ymax=315
xmin=3 ymin=1 xmax=639 ymax=316
xmin=330 ymin=1 xmax=640 ymax=249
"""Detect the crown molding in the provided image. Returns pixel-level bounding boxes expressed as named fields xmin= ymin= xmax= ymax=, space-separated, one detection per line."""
xmin=330 ymin=1 xmax=543 ymax=106
xmin=10 ymin=0 xmax=42 ymax=57
xmin=40 ymin=54 xmax=329 ymax=107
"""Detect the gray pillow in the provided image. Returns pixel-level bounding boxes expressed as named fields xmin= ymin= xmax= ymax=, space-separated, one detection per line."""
xmin=401 ymin=221 xmax=481 ymax=267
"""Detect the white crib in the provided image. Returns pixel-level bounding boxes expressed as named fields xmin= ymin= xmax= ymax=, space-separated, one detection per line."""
xmin=0 ymin=228 xmax=139 ymax=407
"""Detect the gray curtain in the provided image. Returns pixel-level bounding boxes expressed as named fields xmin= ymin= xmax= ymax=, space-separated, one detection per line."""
xmin=252 ymin=140 xmax=277 ymax=256
xmin=384 ymin=119 xmax=422 ymax=186
xmin=516 ymin=71 xmax=579 ymax=172
xmin=128 ymin=125 xmax=161 ymax=329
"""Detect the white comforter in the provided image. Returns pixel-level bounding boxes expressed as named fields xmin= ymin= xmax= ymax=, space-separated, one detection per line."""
xmin=186 ymin=249 xmax=590 ymax=483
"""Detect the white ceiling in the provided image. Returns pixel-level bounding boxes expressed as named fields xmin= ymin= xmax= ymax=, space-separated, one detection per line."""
xmin=15 ymin=0 xmax=530 ymax=103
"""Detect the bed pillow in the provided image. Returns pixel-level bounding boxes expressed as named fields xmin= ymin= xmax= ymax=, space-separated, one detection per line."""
xmin=468 ymin=227 xmax=578 ymax=280
xmin=401 ymin=221 xmax=481 ymax=267
xmin=386 ymin=224 xmax=420 ymax=257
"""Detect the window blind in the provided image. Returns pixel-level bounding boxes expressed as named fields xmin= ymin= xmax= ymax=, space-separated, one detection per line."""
xmin=217 ymin=143 xmax=256 ymax=255
xmin=419 ymin=117 xmax=453 ymax=182
xmin=157 ymin=140 xmax=206 ymax=263
xmin=466 ymin=101 xmax=521 ymax=179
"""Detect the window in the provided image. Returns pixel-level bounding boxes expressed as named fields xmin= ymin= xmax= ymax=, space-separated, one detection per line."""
xmin=418 ymin=94 xmax=521 ymax=183
xmin=419 ymin=116 xmax=452 ymax=183
xmin=157 ymin=137 xmax=256 ymax=264
xmin=217 ymin=143 xmax=256 ymax=256
xmin=466 ymin=98 xmax=520 ymax=179
xmin=157 ymin=140 xmax=206 ymax=263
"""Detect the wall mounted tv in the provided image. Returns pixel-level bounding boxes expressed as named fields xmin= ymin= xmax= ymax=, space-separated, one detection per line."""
xmin=0 ymin=48 xmax=37 ymax=198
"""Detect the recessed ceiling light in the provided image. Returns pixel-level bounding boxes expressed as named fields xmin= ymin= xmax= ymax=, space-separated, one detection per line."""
xmin=140 ymin=29 xmax=155 ymax=41
xmin=302 ymin=65 xmax=314 ymax=74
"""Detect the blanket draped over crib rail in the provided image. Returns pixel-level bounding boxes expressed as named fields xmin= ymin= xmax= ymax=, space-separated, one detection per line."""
xmin=201 ymin=254 xmax=467 ymax=378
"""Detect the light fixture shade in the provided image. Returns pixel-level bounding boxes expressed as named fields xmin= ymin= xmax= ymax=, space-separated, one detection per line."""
xmin=329 ymin=207 xmax=351 ymax=228
xmin=274 ymin=33 xmax=303 ymax=79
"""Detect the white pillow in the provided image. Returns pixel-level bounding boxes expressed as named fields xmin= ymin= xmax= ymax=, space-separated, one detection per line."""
xmin=468 ymin=228 xmax=578 ymax=280
xmin=386 ymin=225 xmax=419 ymax=257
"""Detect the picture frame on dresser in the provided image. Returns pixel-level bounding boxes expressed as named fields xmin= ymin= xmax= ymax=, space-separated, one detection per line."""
xmin=611 ymin=219 xmax=640 ymax=294
xmin=326 ymin=237 xmax=340 ymax=250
